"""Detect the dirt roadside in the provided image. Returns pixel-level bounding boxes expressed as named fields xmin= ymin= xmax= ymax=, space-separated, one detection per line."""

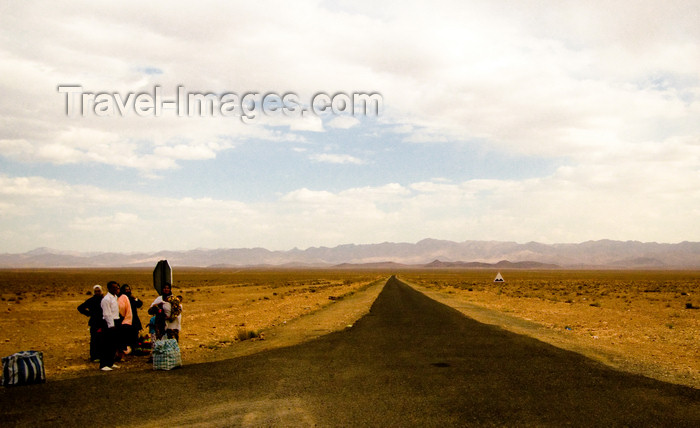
xmin=193 ymin=277 xmax=386 ymax=364
xmin=0 ymin=271 xmax=386 ymax=381
xmin=405 ymin=279 xmax=699 ymax=389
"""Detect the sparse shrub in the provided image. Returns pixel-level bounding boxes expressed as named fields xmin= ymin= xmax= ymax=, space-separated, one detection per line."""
xmin=236 ymin=328 xmax=260 ymax=341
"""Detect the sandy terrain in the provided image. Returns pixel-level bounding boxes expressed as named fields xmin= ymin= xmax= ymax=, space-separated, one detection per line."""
xmin=0 ymin=269 xmax=385 ymax=380
xmin=1 ymin=269 xmax=698 ymax=389
xmin=401 ymin=270 xmax=700 ymax=388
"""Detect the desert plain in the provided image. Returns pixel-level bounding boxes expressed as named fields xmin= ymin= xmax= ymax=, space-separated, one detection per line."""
xmin=0 ymin=268 xmax=698 ymax=389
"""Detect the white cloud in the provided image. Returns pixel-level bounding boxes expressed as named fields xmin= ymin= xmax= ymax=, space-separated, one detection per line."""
xmin=3 ymin=1 xmax=698 ymax=167
xmin=153 ymin=143 xmax=219 ymax=161
xmin=327 ymin=116 xmax=360 ymax=129
xmin=1 ymin=169 xmax=698 ymax=253
xmin=309 ymin=153 xmax=366 ymax=165
xmin=1 ymin=1 xmax=699 ymax=251
xmin=0 ymin=175 xmax=68 ymax=198
xmin=289 ymin=115 xmax=324 ymax=132
xmin=71 ymin=212 xmax=140 ymax=231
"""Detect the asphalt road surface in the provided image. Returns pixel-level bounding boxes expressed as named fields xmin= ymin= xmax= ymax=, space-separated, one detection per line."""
xmin=2 ymin=276 xmax=699 ymax=427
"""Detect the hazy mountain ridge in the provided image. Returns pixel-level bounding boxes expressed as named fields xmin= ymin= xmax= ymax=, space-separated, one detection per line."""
xmin=0 ymin=239 xmax=698 ymax=268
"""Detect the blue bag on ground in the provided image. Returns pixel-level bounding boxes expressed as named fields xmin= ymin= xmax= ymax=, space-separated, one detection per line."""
xmin=152 ymin=339 xmax=181 ymax=370
xmin=2 ymin=351 xmax=46 ymax=387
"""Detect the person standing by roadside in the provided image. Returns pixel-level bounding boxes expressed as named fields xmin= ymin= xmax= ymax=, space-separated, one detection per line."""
xmin=99 ymin=281 xmax=121 ymax=371
xmin=121 ymin=284 xmax=143 ymax=351
xmin=148 ymin=283 xmax=182 ymax=342
xmin=77 ymin=285 xmax=103 ymax=362
xmin=117 ymin=284 xmax=133 ymax=358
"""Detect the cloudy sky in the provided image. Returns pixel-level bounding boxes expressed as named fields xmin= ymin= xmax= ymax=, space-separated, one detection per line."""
xmin=1 ymin=0 xmax=699 ymax=253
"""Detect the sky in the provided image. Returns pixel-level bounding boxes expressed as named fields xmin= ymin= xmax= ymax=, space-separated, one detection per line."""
xmin=0 ymin=0 xmax=699 ymax=253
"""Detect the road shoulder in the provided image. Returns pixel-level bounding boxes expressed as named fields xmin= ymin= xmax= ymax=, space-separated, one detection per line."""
xmin=195 ymin=277 xmax=387 ymax=363
xmin=403 ymin=278 xmax=699 ymax=389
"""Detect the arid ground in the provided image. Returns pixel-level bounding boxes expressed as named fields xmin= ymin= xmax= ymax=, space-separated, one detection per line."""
xmin=403 ymin=270 xmax=700 ymax=388
xmin=0 ymin=269 xmax=698 ymax=389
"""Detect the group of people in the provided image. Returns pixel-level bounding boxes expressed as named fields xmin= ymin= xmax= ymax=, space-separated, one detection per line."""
xmin=77 ymin=281 xmax=182 ymax=371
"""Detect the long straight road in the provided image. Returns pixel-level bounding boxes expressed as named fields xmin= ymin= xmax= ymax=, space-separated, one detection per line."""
xmin=2 ymin=276 xmax=699 ymax=426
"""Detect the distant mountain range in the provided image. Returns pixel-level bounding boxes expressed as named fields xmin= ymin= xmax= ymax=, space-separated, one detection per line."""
xmin=0 ymin=239 xmax=698 ymax=269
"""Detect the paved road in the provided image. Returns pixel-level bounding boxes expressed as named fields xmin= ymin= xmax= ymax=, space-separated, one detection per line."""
xmin=2 ymin=276 xmax=699 ymax=427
